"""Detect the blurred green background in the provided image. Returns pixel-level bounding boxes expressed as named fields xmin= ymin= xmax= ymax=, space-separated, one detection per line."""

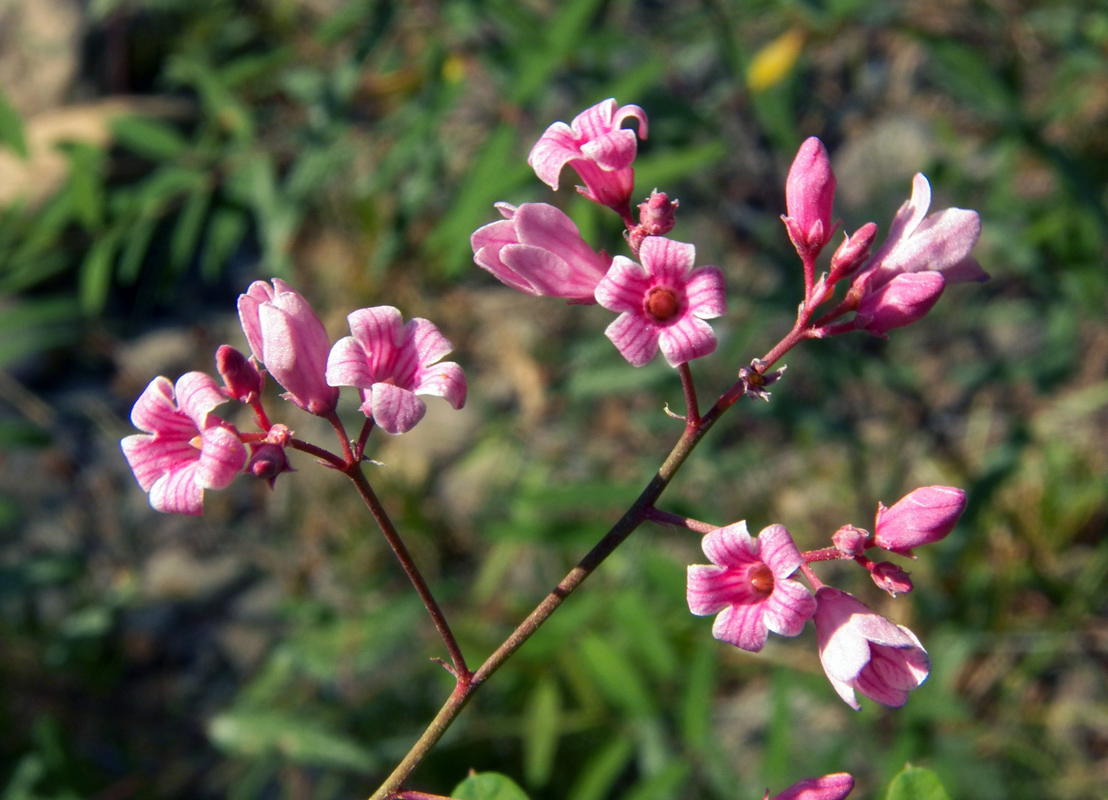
xmin=0 ymin=1 xmax=1106 ymax=799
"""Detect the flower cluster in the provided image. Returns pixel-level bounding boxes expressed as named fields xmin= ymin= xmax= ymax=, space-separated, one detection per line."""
xmin=118 ymin=97 xmax=988 ymax=798
xmin=685 ymin=486 xmax=966 ymax=709
xmin=122 ymin=280 xmax=466 ymax=515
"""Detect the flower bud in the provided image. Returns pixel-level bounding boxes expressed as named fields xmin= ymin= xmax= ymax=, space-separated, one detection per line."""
xmin=237 ymin=279 xmax=339 ymax=416
xmin=637 ymin=190 xmax=678 ymax=236
xmin=248 ymin=442 xmax=293 ymax=488
xmin=854 ymin=271 xmax=945 ymax=336
xmin=216 ymin=344 xmax=263 ymax=403
xmin=765 ymin=772 xmax=855 ymax=800
xmin=870 ymin=561 xmax=913 ymax=596
xmin=783 ymin=137 xmax=837 ymax=257
xmin=828 ymin=222 xmax=878 ymax=282
xmin=831 ymin=525 xmax=868 ymax=557
xmin=873 ymin=485 xmax=967 ymax=555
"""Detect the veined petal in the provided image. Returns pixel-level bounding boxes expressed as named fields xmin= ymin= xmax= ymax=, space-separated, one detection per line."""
xmin=569 ymin=98 xmax=618 ymax=138
xmin=757 ymin=523 xmax=805 ymax=577
xmin=595 ymin=256 xmax=651 ymax=312
xmin=613 ymin=103 xmax=648 ymax=139
xmin=347 ymin=306 xmax=405 ymax=377
xmin=369 ymin=383 xmax=427 ymax=435
xmin=580 ymin=129 xmax=640 ymax=172
xmin=528 ymin=122 xmax=579 ymax=189
xmin=639 ymin=236 xmax=696 ymax=285
xmin=685 ymin=265 xmax=727 ymax=319
xmin=121 ymin=434 xmax=194 ymax=492
xmin=502 ymin=244 xmax=598 ymax=298
xmin=326 ymin=336 xmax=374 ymax=389
xmin=148 ymin=463 xmax=205 ymax=516
xmin=712 ymin=600 xmax=769 ymax=652
xmin=195 ymin=424 xmax=247 ymax=489
xmin=129 ymin=377 xmax=193 ymax=439
xmin=408 ymin=317 xmax=456 ymax=369
xmin=688 ymin=565 xmax=758 ymax=615
xmin=414 ymin=361 xmax=467 ymax=409
xmin=175 ymin=372 xmax=228 ymax=425
xmin=892 ymin=207 xmax=981 ymax=276
xmin=657 ymin=313 xmax=717 ymax=367
xmin=702 ymin=521 xmax=757 ymax=569
xmin=763 ymin=579 xmax=816 ymax=637
xmin=604 ymin=312 xmax=659 ymax=367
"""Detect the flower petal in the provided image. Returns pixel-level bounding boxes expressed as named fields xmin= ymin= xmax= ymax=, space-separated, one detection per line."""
xmin=639 ymin=236 xmax=696 ymax=286
xmin=757 ymin=523 xmax=804 ymax=577
xmin=369 ymin=383 xmax=427 ymax=435
xmin=702 ymin=521 xmax=757 ymax=569
xmin=528 ymin=122 xmax=579 ymax=189
xmin=656 ymin=313 xmax=717 ymax=367
xmin=763 ymin=578 xmax=816 ymax=637
xmin=580 ymin=129 xmax=640 ymax=172
xmin=712 ymin=600 xmax=769 ymax=652
xmin=148 ymin=463 xmax=205 ymax=516
xmin=326 ymin=336 xmax=374 ymax=389
xmin=195 ymin=424 xmax=247 ymax=489
xmin=604 ymin=312 xmax=660 ymax=367
xmin=595 ymin=256 xmax=650 ymax=312
xmin=684 ymin=265 xmax=727 ymax=319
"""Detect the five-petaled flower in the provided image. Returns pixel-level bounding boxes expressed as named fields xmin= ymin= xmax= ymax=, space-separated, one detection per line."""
xmin=528 ymin=98 xmax=648 ymax=216
xmin=687 ymin=522 xmax=816 ymax=652
xmin=326 ymin=306 xmax=467 ymax=435
xmin=470 ymin=202 xmax=611 ymax=303
xmin=595 ymin=236 xmax=726 ymax=367
xmin=813 ymin=587 xmax=930 ymax=710
xmin=121 ymin=373 xmax=247 ymax=516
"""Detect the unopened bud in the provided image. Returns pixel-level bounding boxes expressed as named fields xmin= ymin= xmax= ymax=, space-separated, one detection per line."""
xmin=873 ymin=485 xmax=967 ymax=555
xmin=637 ymin=190 xmax=678 ymax=236
xmin=854 ymin=272 xmax=945 ymax=336
xmin=832 ymin=525 xmax=869 ymax=557
xmin=248 ymin=442 xmax=293 ymax=489
xmin=783 ymin=137 xmax=837 ymax=258
xmin=828 ymin=222 xmax=878 ymax=282
xmin=216 ymin=344 xmax=263 ymax=403
xmin=870 ymin=561 xmax=913 ymax=596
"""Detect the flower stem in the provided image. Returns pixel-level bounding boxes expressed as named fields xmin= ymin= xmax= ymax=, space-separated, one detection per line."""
xmin=678 ymin=362 xmax=700 ymax=428
xmin=368 ymin=377 xmax=747 ymax=800
xmin=346 ymin=465 xmax=470 ymax=680
xmin=644 ymin=506 xmax=717 ymax=535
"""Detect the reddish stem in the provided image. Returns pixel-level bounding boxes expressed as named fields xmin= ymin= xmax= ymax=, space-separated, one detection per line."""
xmin=644 ymin=507 xmax=717 ymax=535
xmin=678 ymin=362 xmax=700 ymax=429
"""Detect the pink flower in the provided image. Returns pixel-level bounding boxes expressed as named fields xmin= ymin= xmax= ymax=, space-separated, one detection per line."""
xmin=856 ymin=173 xmax=987 ymax=293
xmin=765 ymin=773 xmax=854 ymax=800
xmin=470 ymin=202 xmax=611 ymax=303
xmin=237 ymin=279 xmax=339 ymax=416
xmin=873 ymin=485 xmax=967 ymax=555
xmin=325 ymin=306 xmax=466 ymax=435
xmin=687 ymin=522 xmax=816 ymax=652
xmin=782 ymin=137 xmax=838 ymax=258
xmin=594 ymin=236 xmax=726 ymax=367
xmin=814 ymin=587 xmax=930 ymax=710
xmin=121 ymin=373 xmax=247 ymax=516
xmin=854 ymin=271 xmax=946 ymax=336
xmin=528 ymin=98 xmax=648 ymax=214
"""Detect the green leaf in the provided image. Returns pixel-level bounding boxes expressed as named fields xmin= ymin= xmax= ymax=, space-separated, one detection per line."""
xmin=116 ymin=217 xmax=157 ymax=285
xmin=577 ymin=634 xmax=657 ymax=719
xmin=110 ymin=115 xmax=189 ymax=161
xmin=0 ymin=89 xmax=28 ymax=159
xmin=208 ymin=710 xmax=377 ymax=774
xmin=886 ymin=766 xmax=952 ymax=800
xmin=451 ymin=772 xmax=531 ymax=800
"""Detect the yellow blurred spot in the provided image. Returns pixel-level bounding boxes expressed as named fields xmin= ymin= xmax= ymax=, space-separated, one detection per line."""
xmin=746 ymin=27 xmax=805 ymax=93
xmin=442 ymin=54 xmax=466 ymax=85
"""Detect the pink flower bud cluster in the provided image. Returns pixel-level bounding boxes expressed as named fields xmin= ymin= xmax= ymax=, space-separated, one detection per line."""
xmin=781 ymin=136 xmax=986 ymax=335
xmin=685 ymin=485 xmax=965 ymax=710
xmin=122 ymin=280 xmax=467 ymax=515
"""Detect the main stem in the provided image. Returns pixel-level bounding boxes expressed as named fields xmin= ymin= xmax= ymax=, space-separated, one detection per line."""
xmin=368 ymin=379 xmax=746 ymax=800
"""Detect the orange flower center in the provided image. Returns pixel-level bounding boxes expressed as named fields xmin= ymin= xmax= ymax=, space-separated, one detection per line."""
xmin=645 ymin=287 xmax=680 ymax=321
xmin=749 ymin=563 xmax=775 ymax=595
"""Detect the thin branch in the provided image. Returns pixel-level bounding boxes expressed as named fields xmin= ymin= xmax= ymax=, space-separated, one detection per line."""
xmin=678 ymin=362 xmax=700 ymax=428
xmin=644 ymin=507 xmax=717 ymax=535
xmin=346 ymin=466 xmax=470 ymax=681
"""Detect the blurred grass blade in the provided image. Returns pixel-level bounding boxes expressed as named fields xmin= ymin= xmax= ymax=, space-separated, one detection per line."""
xmin=0 ymin=90 xmax=28 ymax=159
xmin=110 ymin=115 xmax=189 ymax=161
xmin=200 ymin=207 xmax=248 ymax=282
xmin=566 ymin=736 xmax=634 ymax=800
xmin=523 ymin=676 xmax=561 ymax=787
xmin=208 ymin=710 xmax=377 ymax=774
